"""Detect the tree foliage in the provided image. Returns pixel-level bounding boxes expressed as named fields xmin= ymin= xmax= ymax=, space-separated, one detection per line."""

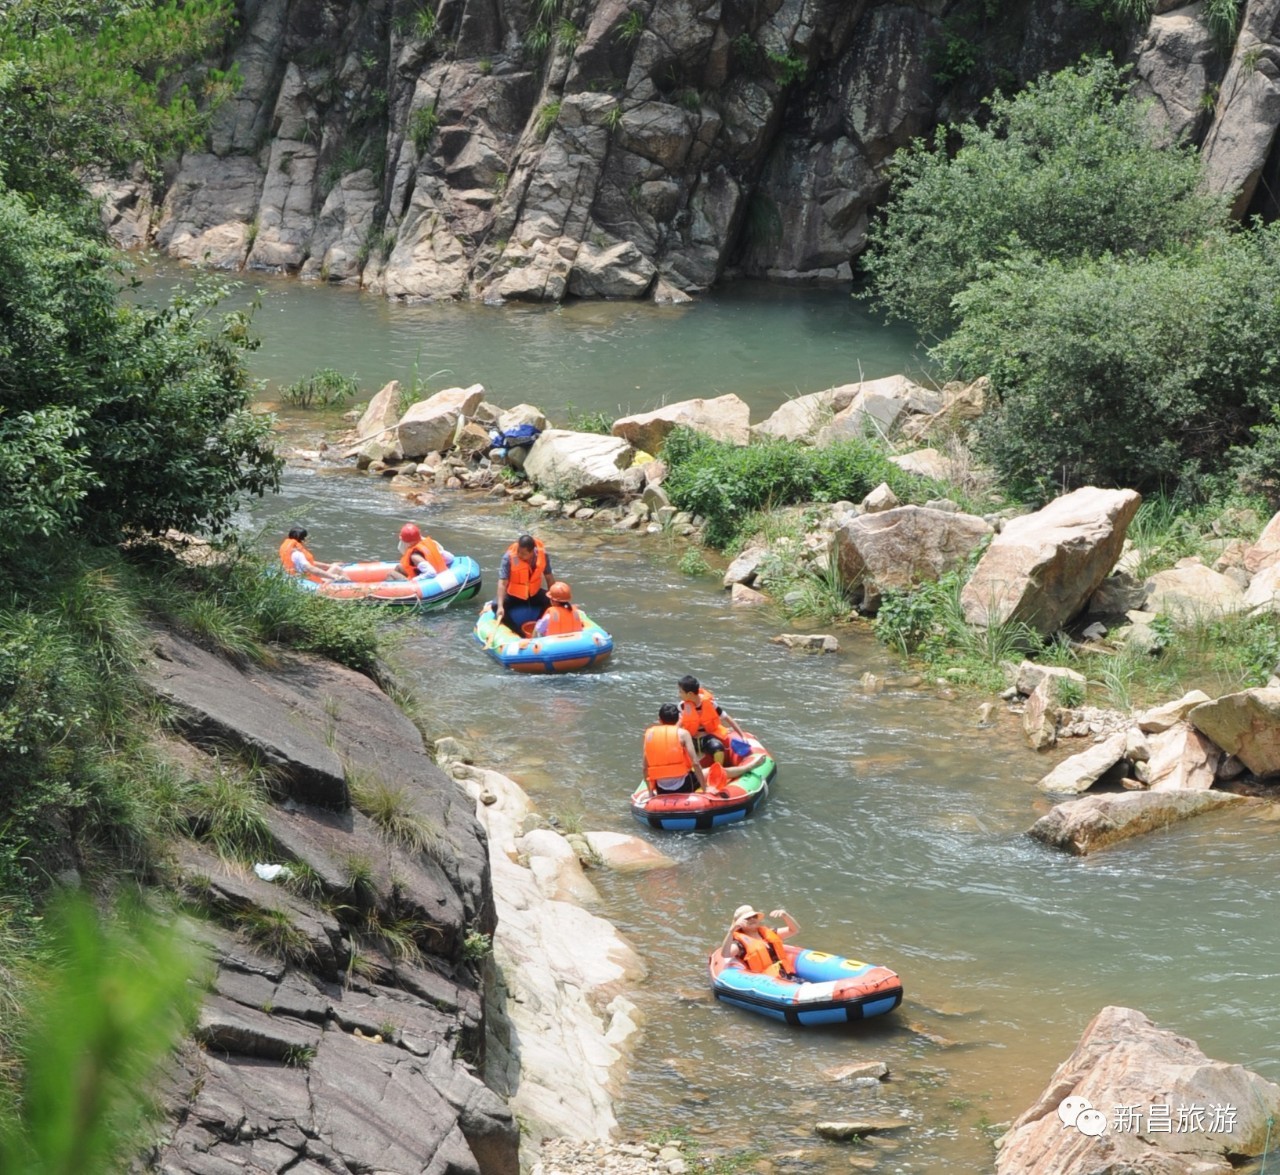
xmin=863 ymin=57 xmax=1226 ymax=338
xmin=0 ymin=190 xmax=281 ymax=558
xmin=0 ymin=0 xmax=237 ymax=209
xmin=935 ymin=230 xmax=1280 ymax=496
xmin=0 ymin=894 xmax=200 ymax=1175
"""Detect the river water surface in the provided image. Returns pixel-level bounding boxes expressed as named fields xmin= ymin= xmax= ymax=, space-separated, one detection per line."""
xmin=201 ymin=269 xmax=1280 ymax=1173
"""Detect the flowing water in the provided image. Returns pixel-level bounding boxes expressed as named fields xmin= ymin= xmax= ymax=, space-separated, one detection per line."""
xmin=205 ymin=269 xmax=1280 ymax=1173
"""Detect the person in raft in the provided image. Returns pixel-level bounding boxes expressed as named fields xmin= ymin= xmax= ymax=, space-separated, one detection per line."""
xmin=677 ymin=675 xmax=747 ymax=766
xmin=718 ymin=905 xmax=801 ymax=978
xmin=643 ymin=703 xmax=708 ymax=795
xmin=388 ymin=523 xmax=455 ymax=581
xmin=533 ymin=581 xmax=585 ymax=636
xmin=279 ymin=526 xmax=346 ymax=582
xmin=494 ymin=533 xmax=558 ymax=632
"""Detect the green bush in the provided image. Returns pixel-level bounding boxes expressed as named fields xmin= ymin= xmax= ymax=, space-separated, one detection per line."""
xmin=279 ymin=368 xmax=360 ymax=410
xmin=862 ymin=57 xmax=1225 ymax=337
xmin=935 ymin=228 xmax=1280 ymax=495
xmin=0 ymin=191 xmax=280 ymax=560
xmin=661 ymin=427 xmax=930 ymax=548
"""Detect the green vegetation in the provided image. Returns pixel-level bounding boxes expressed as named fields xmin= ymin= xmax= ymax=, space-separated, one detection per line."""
xmin=863 ymin=55 xmax=1280 ymax=505
xmin=564 ymin=405 xmax=613 ymax=434
xmin=279 ymin=368 xmax=360 ymax=409
xmin=661 ymin=426 xmax=936 ymax=548
xmin=535 ymin=100 xmax=562 ymax=140
xmin=348 ymin=771 xmax=444 ymax=857
xmin=616 ymin=9 xmax=645 ymax=42
xmin=0 ymin=894 xmax=201 ymax=1175
xmin=864 ymin=59 xmax=1223 ymax=340
xmin=935 ymin=231 xmax=1280 ymax=497
xmin=461 ymin=930 xmax=493 ymax=962
xmin=0 ymin=0 xmax=238 ymax=209
xmin=677 ymin=549 xmax=712 ymax=577
xmin=410 ymin=104 xmax=440 ymax=154
xmin=874 ymin=570 xmax=1042 ymax=692
xmin=0 ymin=203 xmax=279 ymax=555
xmin=767 ymin=51 xmax=807 ymax=86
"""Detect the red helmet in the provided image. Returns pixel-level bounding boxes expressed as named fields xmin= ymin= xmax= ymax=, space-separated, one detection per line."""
xmin=549 ymin=581 xmax=572 ymax=603
xmin=399 ymin=523 xmax=421 ymax=543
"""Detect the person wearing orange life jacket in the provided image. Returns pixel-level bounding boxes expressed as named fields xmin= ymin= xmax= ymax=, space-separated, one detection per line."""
xmin=494 ymin=533 xmax=558 ymax=631
xmin=388 ymin=523 xmax=453 ymax=580
xmin=677 ymin=674 xmax=745 ymax=766
xmin=534 ymin=581 xmax=585 ymax=636
xmin=279 ymin=526 xmax=345 ymax=583
xmin=642 ymin=703 xmax=707 ymax=794
xmin=718 ymin=905 xmax=800 ymax=979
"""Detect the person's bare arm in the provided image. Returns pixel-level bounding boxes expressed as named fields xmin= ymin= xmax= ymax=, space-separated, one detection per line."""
xmin=769 ymin=909 xmax=799 ymax=939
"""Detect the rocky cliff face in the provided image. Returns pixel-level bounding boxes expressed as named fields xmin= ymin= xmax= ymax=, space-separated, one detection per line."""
xmin=102 ymin=0 xmax=1280 ymax=301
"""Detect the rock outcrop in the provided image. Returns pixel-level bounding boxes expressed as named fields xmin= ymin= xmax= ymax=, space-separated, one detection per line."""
xmin=521 ymin=429 xmax=636 ymax=499
xmin=118 ymin=0 xmax=1171 ymax=302
xmin=142 ymin=628 xmax=513 ymax=1174
xmin=610 ymin=393 xmax=750 ymax=454
xmin=961 ymin=487 xmax=1141 ymax=636
xmin=1027 ymin=789 xmax=1247 ymax=854
xmin=1189 ymin=687 xmax=1280 ymax=775
xmin=834 ymin=504 xmax=993 ymax=613
xmin=996 ymin=1006 xmax=1280 ymax=1174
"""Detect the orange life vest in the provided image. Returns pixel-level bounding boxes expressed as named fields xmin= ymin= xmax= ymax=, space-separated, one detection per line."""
xmin=644 ymin=724 xmax=691 ymax=784
xmin=541 ymin=602 xmax=584 ymax=636
xmin=279 ymin=537 xmax=324 ymax=583
xmin=505 ymin=539 xmax=548 ymax=599
xmin=400 ymin=537 xmax=447 ymax=578
xmin=680 ymin=688 xmax=727 ymax=741
xmin=732 ymin=926 xmax=792 ymax=977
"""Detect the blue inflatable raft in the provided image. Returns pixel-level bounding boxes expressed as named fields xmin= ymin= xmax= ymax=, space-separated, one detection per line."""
xmin=630 ymin=733 xmax=775 ymax=831
xmin=709 ymin=944 xmax=903 ymax=1026
xmin=472 ymin=602 xmax=613 ymax=673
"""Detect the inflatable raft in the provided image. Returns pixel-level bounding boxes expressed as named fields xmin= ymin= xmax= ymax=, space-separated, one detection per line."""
xmin=630 ymin=734 xmax=775 ymax=831
xmin=709 ymin=944 xmax=903 ymax=1026
xmin=294 ymin=557 xmax=482 ymax=611
xmin=472 ymin=603 xmax=613 ymax=673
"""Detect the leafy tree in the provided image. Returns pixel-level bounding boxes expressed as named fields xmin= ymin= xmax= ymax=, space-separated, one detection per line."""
xmin=934 ymin=227 xmax=1280 ymax=495
xmin=0 ymin=0 xmax=237 ymax=210
xmin=0 ymin=189 xmax=281 ymax=558
xmin=862 ymin=57 xmax=1226 ymax=337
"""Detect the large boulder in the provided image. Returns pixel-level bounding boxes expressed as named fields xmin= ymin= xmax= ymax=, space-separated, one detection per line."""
xmin=1144 ymin=723 xmax=1220 ymax=791
xmin=1243 ymin=561 xmax=1280 ymax=613
xmin=1035 ymin=733 xmax=1127 ymax=795
xmin=1243 ymin=509 xmax=1280 ymax=573
xmin=1189 ymin=688 xmax=1280 ymax=776
xmin=355 ymin=380 xmax=402 ymax=439
xmin=961 ymin=487 xmax=1141 ymax=636
xmin=750 ymin=384 xmax=862 ymax=444
xmin=833 ymin=505 xmax=993 ymax=613
xmin=1137 ymin=690 xmax=1213 ymax=733
xmin=523 ymin=429 xmax=636 ymax=499
xmin=815 ymin=375 xmax=938 ymax=447
xmin=995 ymin=1006 xmax=1280 ymax=1174
xmin=611 ymin=394 xmax=750 ymax=454
xmin=396 ymin=385 xmax=486 ymax=460
xmin=1028 ymin=790 xmax=1247 ymax=855
xmin=1146 ymin=559 xmax=1247 ymax=622
xmin=1201 ymin=0 xmax=1280 ymax=219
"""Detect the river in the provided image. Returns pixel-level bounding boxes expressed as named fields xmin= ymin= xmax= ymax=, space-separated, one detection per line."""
xmin=190 ymin=267 xmax=1280 ymax=1173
